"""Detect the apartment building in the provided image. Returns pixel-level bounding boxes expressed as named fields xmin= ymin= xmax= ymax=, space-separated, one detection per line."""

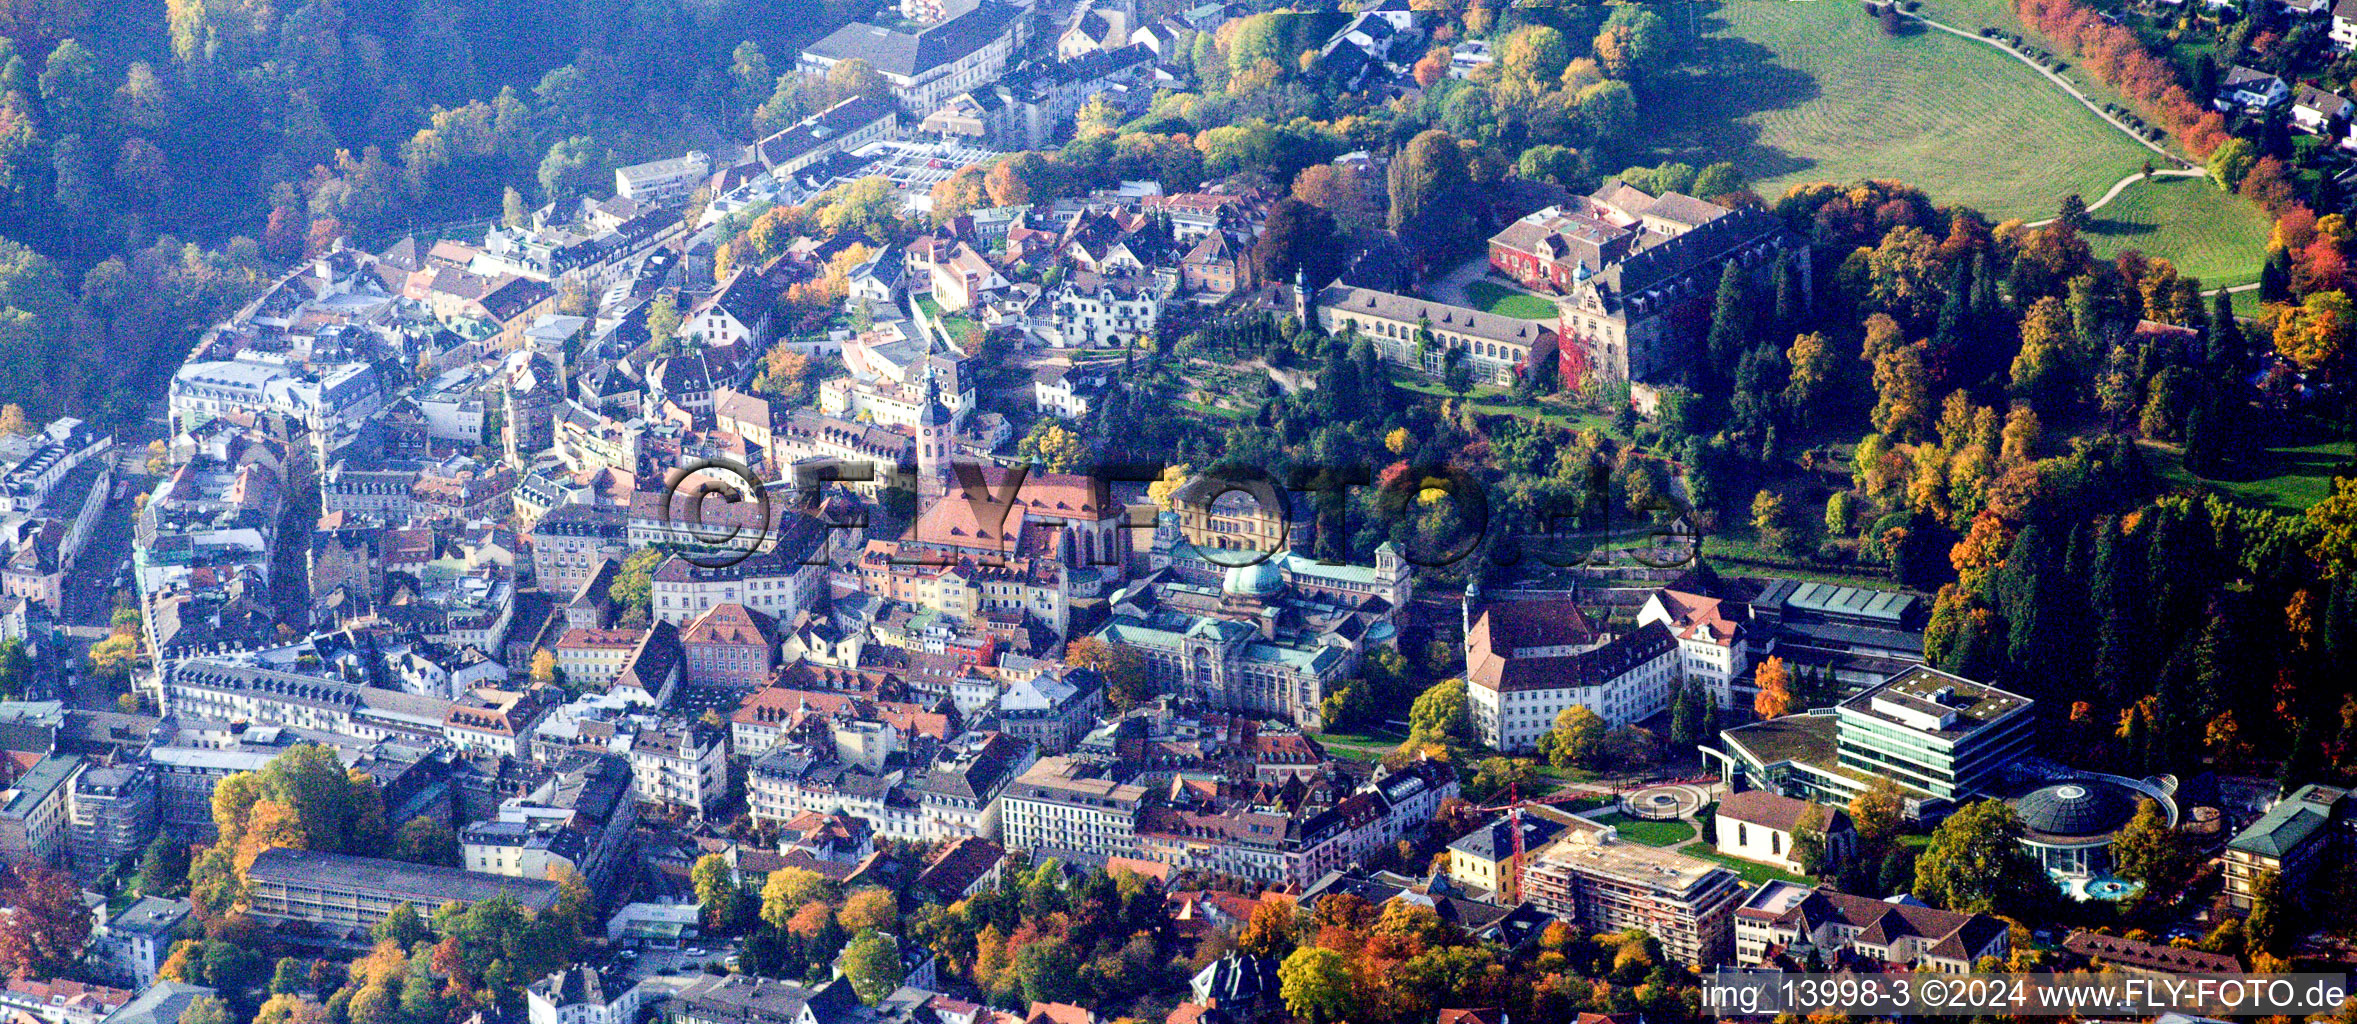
xmin=1000 ymin=756 xmax=1148 ymax=863
xmin=2222 ymin=783 xmax=2353 ymax=909
xmin=1521 ymin=818 xmax=1744 ymax=965
xmin=628 ymin=722 xmax=728 ymax=817
xmin=1732 ymin=882 xmax=2007 ymax=972
xmin=0 ymin=753 xmax=79 ymax=868
xmin=66 ymin=762 xmax=157 ymax=880
xmin=461 ymin=753 xmax=638 ymax=893
xmin=529 ymin=505 xmax=627 ymax=596
xmin=244 ymin=847 xmax=560 ymax=929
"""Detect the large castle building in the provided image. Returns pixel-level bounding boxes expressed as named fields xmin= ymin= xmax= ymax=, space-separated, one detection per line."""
xmin=1486 ymin=181 xmax=1809 ymax=409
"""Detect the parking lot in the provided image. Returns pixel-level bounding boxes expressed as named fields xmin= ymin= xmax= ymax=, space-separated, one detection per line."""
xmin=618 ymin=939 xmax=739 ymax=983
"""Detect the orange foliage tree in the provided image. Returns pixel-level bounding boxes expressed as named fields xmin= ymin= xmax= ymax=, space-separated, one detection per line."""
xmin=1753 ymin=656 xmax=1795 ymax=719
xmin=2014 ymin=0 xmax=2230 ymax=156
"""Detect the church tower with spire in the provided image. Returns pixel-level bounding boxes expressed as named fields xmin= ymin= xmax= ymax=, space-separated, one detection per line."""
xmin=916 ymin=364 xmax=955 ymax=505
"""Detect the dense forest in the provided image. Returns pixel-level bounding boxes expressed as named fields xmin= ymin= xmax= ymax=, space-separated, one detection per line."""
xmin=0 ymin=0 xmax=859 ymax=420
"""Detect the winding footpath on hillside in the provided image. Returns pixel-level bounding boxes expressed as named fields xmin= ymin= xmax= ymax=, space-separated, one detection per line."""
xmin=2025 ymin=167 xmax=2205 ymax=228
xmin=1898 ymin=14 xmax=2263 ymax=295
xmin=1907 ymin=11 xmax=2184 ymax=163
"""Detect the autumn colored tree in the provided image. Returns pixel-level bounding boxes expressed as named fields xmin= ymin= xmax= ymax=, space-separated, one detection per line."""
xmin=837 ymin=886 xmax=896 ymax=933
xmin=1751 ymin=490 xmax=1797 ymax=554
xmin=0 ymin=865 xmax=91 ymax=978
xmin=1277 ymin=947 xmax=1352 ymax=1024
xmin=1500 ymin=25 xmax=1571 ymax=83
xmin=985 ymin=152 xmax=1053 ymax=207
xmin=840 ymin=930 xmax=903 ymax=1004
xmin=786 ymin=901 xmax=832 ymax=939
xmin=1406 ymin=678 xmax=1476 ymax=754
xmin=1849 ymin=777 xmax=1906 ymax=844
xmin=1065 ymin=636 xmax=1152 ymax=711
xmin=1783 ymin=332 xmax=1842 ymax=427
xmin=1913 ymin=799 xmax=2052 ymax=916
xmin=1541 ymin=705 xmax=1605 ymax=769
xmin=1237 ymin=895 xmax=1298 ymax=958
xmin=1412 ymin=47 xmax=1449 ymax=88
xmin=1871 ymin=342 xmax=1933 ymax=440
xmin=2109 ymin=797 xmax=2195 ymax=897
xmin=1019 ymin=419 xmax=1087 ymax=472
xmin=931 ymin=164 xmax=988 ymax=223
xmin=692 ymin=853 xmax=740 ymax=931
xmin=2276 ymin=289 xmax=2355 ymax=374
xmin=1752 ymin=655 xmax=1795 ymax=719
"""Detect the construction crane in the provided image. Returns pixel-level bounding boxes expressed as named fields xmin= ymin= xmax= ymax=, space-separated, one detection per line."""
xmin=1470 ymin=783 xmax=1607 ymax=900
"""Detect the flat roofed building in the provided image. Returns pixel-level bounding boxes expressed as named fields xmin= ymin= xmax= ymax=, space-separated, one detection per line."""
xmin=94 ymin=897 xmax=190 ymax=987
xmin=1834 ymin=666 xmax=2034 ymax=801
xmin=0 ymin=753 xmax=81 ymax=868
xmin=67 ymin=761 xmax=157 ymax=881
xmin=244 ymin=847 xmax=560 ymax=929
xmin=1000 ymin=756 xmax=1148 ymax=864
xmin=613 ymin=152 xmax=709 ymax=204
xmin=1520 ymin=816 xmax=1743 ymax=966
xmin=1716 ymin=667 xmax=2033 ymax=818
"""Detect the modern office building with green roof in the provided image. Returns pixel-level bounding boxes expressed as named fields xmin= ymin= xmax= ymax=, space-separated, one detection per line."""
xmin=1714 ymin=666 xmax=2034 ymax=819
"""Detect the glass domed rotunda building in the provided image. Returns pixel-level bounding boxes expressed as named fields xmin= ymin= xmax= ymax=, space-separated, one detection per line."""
xmin=2005 ymin=775 xmax=2178 ymax=880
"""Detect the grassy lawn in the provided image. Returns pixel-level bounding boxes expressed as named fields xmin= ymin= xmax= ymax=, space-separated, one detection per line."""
xmin=1688 ymin=847 xmax=1813 ymax=886
xmin=1705 ymin=526 xmax=1906 ymax=590
xmin=1535 ymin=764 xmax=1603 ymax=785
xmin=1909 ymin=0 xmax=2177 ymax=149
xmin=1590 ymin=811 xmax=1700 ymax=848
xmin=2146 ymin=436 xmax=2355 ymax=514
xmin=1314 ymin=727 xmax=1408 ymax=763
xmin=1175 ymin=399 xmax=1246 ymax=421
xmin=2228 ymin=288 xmax=2263 ymax=320
xmin=1654 ymin=1 xmax=2151 ymax=222
xmin=2082 ymin=175 xmax=2274 ymax=289
xmin=1462 ymin=280 xmax=1561 ymax=321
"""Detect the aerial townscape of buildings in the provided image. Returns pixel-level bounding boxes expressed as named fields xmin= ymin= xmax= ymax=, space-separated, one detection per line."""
xmin=3 ymin=4 xmax=2356 ymax=1024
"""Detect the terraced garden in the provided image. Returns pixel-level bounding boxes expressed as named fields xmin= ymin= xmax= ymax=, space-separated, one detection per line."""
xmin=1656 ymin=1 xmax=2152 ymax=221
